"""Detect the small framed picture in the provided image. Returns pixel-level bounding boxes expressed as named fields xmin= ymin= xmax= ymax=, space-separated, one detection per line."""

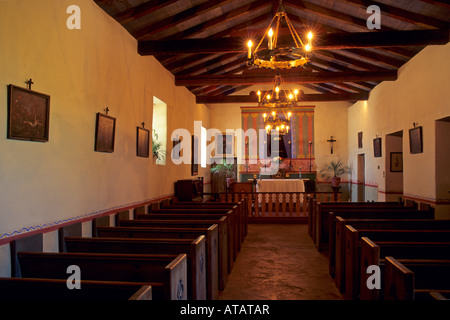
xmin=215 ymin=132 xmax=234 ymax=157
xmin=95 ymin=112 xmax=116 ymax=153
xmin=358 ymin=132 xmax=363 ymax=149
xmin=373 ymin=137 xmax=382 ymax=158
xmin=7 ymin=84 xmax=50 ymax=142
xmin=172 ymin=137 xmax=182 ymax=160
xmin=409 ymin=126 xmax=423 ymax=154
xmin=136 ymin=126 xmax=150 ymax=158
xmin=390 ymin=152 xmax=403 ymax=172
xmin=192 ymin=135 xmax=198 ymax=176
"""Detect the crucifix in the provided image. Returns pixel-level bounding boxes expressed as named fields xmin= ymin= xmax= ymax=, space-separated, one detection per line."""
xmin=327 ymin=136 xmax=337 ymax=154
xmin=141 ymin=122 xmax=145 ymax=128
xmin=25 ymin=79 xmax=34 ymax=90
xmin=105 ymin=107 xmax=110 ymax=115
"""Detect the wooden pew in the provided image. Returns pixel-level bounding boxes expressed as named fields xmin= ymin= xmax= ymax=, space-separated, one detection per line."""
xmin=317 ymin=206 xmax=431 ymax=252
xmin=333 ymin=218 xmax=450 ymax=280
xmin=0 ymin=278 xmax=152 ymax=300
xmin=95 ymin=226 xmax=218 ymax=300
xmin=384 ymin=256 xmax=450 ymax=300
xmin=165 ymin=200 xmax=248 ymax=239
xmin=344 ymin=227 xmax=450 ymax=299
xmin=311 ymin=200 xmax=403 ymax=243
xmin=424 ymin=290 xmax=450 ymax=300
xmin=64 ymin=236 xmax=205 ymax=300
xmin=148 ymin=207 xmax=240 ymax=261
xmin=136 ymin=212 xmax=235 ymax=273
xmin=311 ymin=202 xmax=414 ymax=251
xmin=359 ymin=238 xmax=450 ymax=300
xmin=118 ymin=218 xmax=228 ymax=291
xmin=18 ymin=252 xmax=187 ymax=300
xmin=161 ymin=201 xmax=247 ymax=246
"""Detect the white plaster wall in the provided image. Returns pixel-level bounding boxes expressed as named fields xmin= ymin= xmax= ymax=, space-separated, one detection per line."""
xmin=0 ymin=0 xmax=210 ymax=252
xmin=348 ymin=42 xmax=450 ymax=217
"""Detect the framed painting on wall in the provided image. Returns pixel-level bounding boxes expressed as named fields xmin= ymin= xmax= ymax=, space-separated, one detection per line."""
xmin=215 ymin=132 xmax=234 ymax=158
xmin=95 ymin=112 xmax=116 ymax=153
xmin=358 ymin=132 xmax=363 ymax=149
xmin=390 ymin=152 xmax=403 ymax=172
xmin=191 ymin=135 xmax=198 ymax=176
xmin=136 ymin=126 xmax=150 ymax=158
xmin=373 ymin=137 xmax=382 ymax=158
xmin=172 ymin=137 xmax=182 ymax=160
xmin=409 ymin=126 xmax=423 ymax=154
xmin=7 ymin=84 xmax=50 ymax=142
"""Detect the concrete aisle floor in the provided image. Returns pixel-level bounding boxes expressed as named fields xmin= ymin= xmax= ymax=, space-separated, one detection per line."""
xmin=218 ymin=224 xmax=344 ymax=300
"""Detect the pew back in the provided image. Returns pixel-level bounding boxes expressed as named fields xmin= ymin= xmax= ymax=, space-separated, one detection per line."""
xmin=136 ymin=213 xmax=235 ymax=272
xmin=18 ymin=252 xmax=188 ymax=300
xmin=0 ymin=278 xmax=153 ymax=300
xmin=117 ymin=218 xmax=228 ymax=291
xmin=360 ymin=237 xmax=450 ymax=300
xmin=320 ymin=208 xmax=434 ymax=251
xmin=95 ymin=226 xmax=218 ymax=300
xmin=64 ymin=236 xmax=206 ymax=300
xmin=384 ymin=257 xmax=450 ymax=300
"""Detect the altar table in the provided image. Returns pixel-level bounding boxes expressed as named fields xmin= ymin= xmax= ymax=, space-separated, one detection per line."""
xmin=256 ymin=179 xmax=307 ymax=202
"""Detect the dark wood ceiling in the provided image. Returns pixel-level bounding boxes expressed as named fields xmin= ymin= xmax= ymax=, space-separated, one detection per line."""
xmin=94 ymin=0 xmax=450 ymax=104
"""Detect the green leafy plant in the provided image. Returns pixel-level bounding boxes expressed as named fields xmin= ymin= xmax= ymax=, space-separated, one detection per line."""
xmin=210 ymin=159 xmax=235 ymax=178
xmin=152 ymin=129 xmax=166 ymax=161
xmin=320 ymin=159 xmax=351 ymax=180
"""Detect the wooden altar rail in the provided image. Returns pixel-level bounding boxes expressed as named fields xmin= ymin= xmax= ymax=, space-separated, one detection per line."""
xmin=207 ymin=192 xmax=342 ymax=219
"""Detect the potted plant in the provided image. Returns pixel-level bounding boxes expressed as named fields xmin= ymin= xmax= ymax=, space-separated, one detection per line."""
xmin=152 ymin=129 xmax=166 ymax=161
xmin=210 ymin=159 xmax=236 ymax=191
xmin=319 ymin=159 xmax=351 ymax=187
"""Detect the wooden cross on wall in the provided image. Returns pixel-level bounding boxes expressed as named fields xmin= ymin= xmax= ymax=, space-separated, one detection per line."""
xmin=327 ymin=136 xmax=337 ymax=154
xmin=25 ymin=79 xmax=34 ymax=90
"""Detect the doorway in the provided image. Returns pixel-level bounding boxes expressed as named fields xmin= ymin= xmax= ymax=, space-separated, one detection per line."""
xmin=435 ymin=117 xmax=450 ymax=218
xmin=385 ymin=131 xmax=404 ymax=201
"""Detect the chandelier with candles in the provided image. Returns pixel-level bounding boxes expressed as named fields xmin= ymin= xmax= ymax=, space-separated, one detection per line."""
xmin=246 ymin=1 xmax=313 ymax=70
xmin=246 ymin=1 xmax=312 ymax=136
xmin=257 ymin=72 xmax=302 ymax=136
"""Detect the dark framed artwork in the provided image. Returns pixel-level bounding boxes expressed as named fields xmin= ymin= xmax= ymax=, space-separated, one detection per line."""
xmin=409 ymin=126 xmax=423 ymax=154
xmin=191 ymin=135 xmax=198 ymax=176
xmin=136 ymin=127 xmax=150 ymax=158
xmin=7 ymin=84 xmax=50 ymax=142
xmin=390 ymin=152 xmax=403 ymax=172
xmin=358 ymin=132 xmax=363 ymax=149
xmin=95 ymin=112 xmax=116 ymax=153
xmin=172 ymin=137 xmax=182 ymax=160
xmin=215 ymin=132 xmax=234 ymax=157
xmin=373 ymin=137 xmax=382 ymax=158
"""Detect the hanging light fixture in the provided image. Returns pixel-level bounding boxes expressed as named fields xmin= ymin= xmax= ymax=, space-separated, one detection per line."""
xmin=246 ymin=0 xmax=313 ymax=70
xmin=257 ymin=72 xmax=302 ymax=136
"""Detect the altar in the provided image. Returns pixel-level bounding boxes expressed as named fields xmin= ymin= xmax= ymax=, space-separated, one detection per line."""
xmin=256 ymin=179 xmax=308 ymax=203
xmin=256 ymin=179 xmax=306 ymax=193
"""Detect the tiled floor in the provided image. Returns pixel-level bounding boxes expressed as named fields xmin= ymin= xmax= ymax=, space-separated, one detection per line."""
xmin=218 ymin=224 xmax=343 ymax=300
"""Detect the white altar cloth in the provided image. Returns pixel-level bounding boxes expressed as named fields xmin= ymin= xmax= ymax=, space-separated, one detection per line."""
xmin=256 ymin=179 xmax=307 ymax=202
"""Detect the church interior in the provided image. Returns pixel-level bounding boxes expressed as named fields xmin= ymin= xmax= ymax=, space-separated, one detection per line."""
xmin=0 ymin=0 xmax=449 ymax=303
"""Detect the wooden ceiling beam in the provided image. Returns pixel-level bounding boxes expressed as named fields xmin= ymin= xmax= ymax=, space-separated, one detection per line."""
xmin=283 ymin=0 xmax=382 ymax=32
xmin=418 ymin=0 xmax=450 ymax=10
xmin=138 ymin=29 xmax=449 ymax=55
xmin=196 ymin=92 xmax=369 ymax=104
xmin=107 ymin=0 xmax=179 ymax=24
xmin=151 ymin=0 xmax=271 ymax=41
xmin=175 ymin=70 xmax=397 ymax=86
xmin=132 ymin=0 xmax=235 ymax=40
xmin=344 ymin=0 xmax=450 ymax=29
